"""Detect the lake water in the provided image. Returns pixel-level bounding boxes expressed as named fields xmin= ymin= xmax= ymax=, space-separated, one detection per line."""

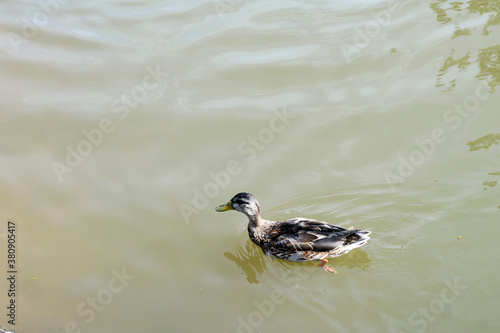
xmin=1 ymin=0 xmax=499 ymax=332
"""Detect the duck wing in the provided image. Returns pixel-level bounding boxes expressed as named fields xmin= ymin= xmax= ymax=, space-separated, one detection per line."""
xmin=270 ymin=218 xmax=365 ymax=252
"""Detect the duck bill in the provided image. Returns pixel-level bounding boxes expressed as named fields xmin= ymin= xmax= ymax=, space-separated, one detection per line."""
xmin=215 ymin=201 xmax=233 ymax=212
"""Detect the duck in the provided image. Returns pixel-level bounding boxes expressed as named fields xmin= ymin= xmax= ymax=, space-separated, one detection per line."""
xmin=216 ymin=192 xmax=371 ymax=273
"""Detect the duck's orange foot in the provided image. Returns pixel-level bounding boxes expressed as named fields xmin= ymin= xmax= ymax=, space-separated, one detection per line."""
xmin=319 ymin=259 xmax=337 ymax=274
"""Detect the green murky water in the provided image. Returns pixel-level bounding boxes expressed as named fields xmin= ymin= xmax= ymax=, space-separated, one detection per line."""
xmin=1 ymin=0 xmax=499 ymax=332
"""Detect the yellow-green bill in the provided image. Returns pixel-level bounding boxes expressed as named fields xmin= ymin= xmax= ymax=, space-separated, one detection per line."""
xmin=215 ymin=201 xmax=233 ymax=212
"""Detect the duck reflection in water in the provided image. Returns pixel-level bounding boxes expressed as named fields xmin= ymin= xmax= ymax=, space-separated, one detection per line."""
xmin=224 ymin=239 xmax=372 ymax=284
xmin=224 ymin=239 xmax=266 ymax=284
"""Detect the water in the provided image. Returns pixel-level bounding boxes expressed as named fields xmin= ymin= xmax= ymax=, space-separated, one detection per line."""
xmin=1 ymin=0 xmax=499 ymax=332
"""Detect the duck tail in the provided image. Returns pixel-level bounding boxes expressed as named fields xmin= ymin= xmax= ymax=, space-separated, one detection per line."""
xmin=354 ymin=230 xmax=371 ymax=247
xmin=344 ymin=229 xmax=371 ymax=250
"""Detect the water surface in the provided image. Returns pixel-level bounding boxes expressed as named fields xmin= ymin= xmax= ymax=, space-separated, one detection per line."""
xmin=1 ymin=0 xmax=499 ymax=332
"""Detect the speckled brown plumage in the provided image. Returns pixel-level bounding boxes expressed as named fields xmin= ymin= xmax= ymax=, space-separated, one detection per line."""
xmin=216 ymin=192 xmax=371 ymax=273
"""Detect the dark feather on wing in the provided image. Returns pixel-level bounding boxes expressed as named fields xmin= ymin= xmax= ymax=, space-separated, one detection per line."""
xmin=269 ymin=218 xmax=364 ymax=252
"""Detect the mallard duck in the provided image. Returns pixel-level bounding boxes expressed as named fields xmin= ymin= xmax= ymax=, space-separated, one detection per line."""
xmin=216 ymin=192 xmax=371 ymax=273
